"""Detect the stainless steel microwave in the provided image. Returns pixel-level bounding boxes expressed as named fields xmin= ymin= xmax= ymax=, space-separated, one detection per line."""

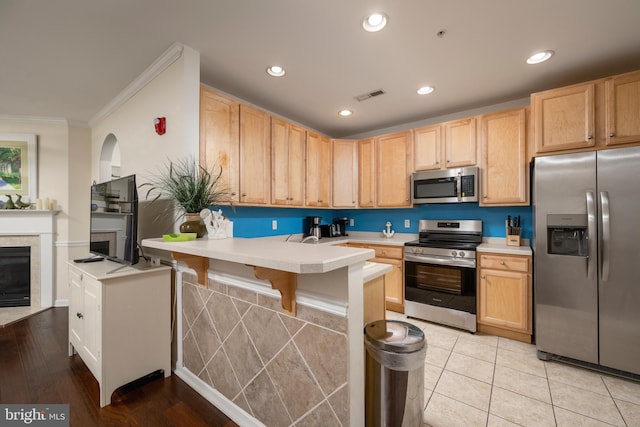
xmin=411 ymin=167 xmax=479 ymax=204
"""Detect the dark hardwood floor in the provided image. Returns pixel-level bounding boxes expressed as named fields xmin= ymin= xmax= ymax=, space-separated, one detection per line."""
xmin=0 ymin=307 xmax=238 ymax=427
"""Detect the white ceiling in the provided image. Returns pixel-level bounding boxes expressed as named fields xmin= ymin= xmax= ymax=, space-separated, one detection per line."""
xmin=1 ymin=0 xmax=640 ymax=138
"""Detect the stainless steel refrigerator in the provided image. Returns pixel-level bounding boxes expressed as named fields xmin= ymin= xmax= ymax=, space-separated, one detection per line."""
xmin=533 ymin=146 xmax=640 ymax=376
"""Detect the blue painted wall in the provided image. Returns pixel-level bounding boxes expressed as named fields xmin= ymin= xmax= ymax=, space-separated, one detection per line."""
xmin=218 ymin=204 xmax=533 ymax=242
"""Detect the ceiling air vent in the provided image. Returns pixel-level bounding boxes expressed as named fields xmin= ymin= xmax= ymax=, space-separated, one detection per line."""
xmin=355 ymin=89 xmax=386 ymax=102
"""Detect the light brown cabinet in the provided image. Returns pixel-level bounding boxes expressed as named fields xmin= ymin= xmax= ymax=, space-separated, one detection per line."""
xmin=414 ymin=118 xmax=477 ymax=171
xmin=479 ymin=108 xmax=529 ymax=206
xmin=358 ymin=138 xmax=376 ymax=207
xmin=376 ymin=130 xmax=412 ymax=207
xmin=332 ymin=139 xmax=357 ymax=208
xmin=444 ymin=117 xmax=477 ymax=168
xmin=199 ymin=87 xmax=240 ymax=203
xmin=271 ymin=117 xmax=306 ymax=206
xmin=347 ymin=243 xmax=404 ymax=313
xmin=413 ymin=124 xmax=441 ymax=171
xmin=363 ymin=275 xmax=386 ymax=326
xmin=532 ymin=69 xmax=640 ymax=155
xmin=477 ymin=253 xmax=532 ymax=343
xmin=532 ymin=83 xmax=596 ymax=154
xmin=605 ymin=70 xmax=640 ymax=146
xmin=306 ymin=132 xmax=332 ymax=207
xmin=239 ymin=104 xmax=271 ymax=205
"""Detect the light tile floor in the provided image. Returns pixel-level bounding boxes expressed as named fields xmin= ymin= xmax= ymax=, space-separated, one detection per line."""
xmin=385 ymin=311 xmax=640 ymax=427
xmin=0 ymin=306 xmax=50 ymax=327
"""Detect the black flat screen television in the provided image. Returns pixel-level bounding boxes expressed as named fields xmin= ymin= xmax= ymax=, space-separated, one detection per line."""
xmin=89 ymin=175 xmax=139 ymax=265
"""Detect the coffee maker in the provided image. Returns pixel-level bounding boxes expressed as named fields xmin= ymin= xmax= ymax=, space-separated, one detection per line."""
xmin=332 ymin=217 xmax=349 ymax=237
xmin=304 ymin=216 xmax=322 ymax=238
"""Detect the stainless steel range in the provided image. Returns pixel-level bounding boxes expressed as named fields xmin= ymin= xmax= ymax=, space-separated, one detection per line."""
xmin=404 ymin=220 xmax=482 ymax=332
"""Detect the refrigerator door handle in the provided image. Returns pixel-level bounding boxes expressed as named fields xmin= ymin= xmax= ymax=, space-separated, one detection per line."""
xmin=586 ymin=191 xmax=596 ymax=279
xmin=600 ymin=191 xmax=611 ymax=281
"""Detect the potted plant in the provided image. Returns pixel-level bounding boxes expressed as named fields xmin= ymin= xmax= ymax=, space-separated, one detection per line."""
xmin=140 ymin=156 xmax=229 ymax=237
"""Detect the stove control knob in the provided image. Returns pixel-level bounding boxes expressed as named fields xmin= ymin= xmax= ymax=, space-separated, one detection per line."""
xmin=451 ymin=250 xmax=458 ymax=257
xmin=459 ymin=251 xmax=465 ymax=258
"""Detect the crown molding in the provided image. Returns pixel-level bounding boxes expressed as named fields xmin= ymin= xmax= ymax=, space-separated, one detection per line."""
xmin=0 ymin=114 xmax=68 ymax=125
xmin=88 ymin=42 xmax=184 ymax=127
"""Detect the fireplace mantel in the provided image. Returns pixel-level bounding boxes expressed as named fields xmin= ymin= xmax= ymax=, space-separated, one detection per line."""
xmin=0 ymin=209 xmax=60 ymax=308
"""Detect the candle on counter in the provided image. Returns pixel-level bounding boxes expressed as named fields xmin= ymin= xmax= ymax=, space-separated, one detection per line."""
xmin=44 ymin=198 xmax=50 ymax=210
xmin=36 ymin=199 xmax=43 ymax=210
xmin=49 ymin=199 xmax=56 ymax=210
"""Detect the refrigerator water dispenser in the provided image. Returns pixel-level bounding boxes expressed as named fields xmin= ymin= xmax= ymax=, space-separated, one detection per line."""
xmin=546 ymin=214 xmax=588 ymax=257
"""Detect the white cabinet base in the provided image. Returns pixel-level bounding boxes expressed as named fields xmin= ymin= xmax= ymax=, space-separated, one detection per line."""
xmin=68 ymin=260 xmax=172 ymax=407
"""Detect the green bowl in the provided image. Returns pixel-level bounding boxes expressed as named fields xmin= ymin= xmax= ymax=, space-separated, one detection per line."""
xmin=162 ymin=233 xmax=197 ymax=242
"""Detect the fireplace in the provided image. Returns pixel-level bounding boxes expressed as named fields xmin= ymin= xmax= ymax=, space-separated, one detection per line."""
xmin=0 ymin=210 xmax=58 ymax=326
xmin=0 ymin=246 xmax=31 ymax=307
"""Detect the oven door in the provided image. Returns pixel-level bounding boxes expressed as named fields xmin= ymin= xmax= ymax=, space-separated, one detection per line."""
xmin=404 ymin=256 xmax=476 ymax=314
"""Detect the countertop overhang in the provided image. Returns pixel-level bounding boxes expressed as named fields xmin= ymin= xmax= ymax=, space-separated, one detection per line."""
xmin=141 ymin=237 xmax=376 ymax=274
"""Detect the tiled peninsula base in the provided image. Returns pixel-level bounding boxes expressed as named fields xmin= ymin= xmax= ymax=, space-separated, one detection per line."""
xmin=180 ymin=272 xmax=350 ymax=427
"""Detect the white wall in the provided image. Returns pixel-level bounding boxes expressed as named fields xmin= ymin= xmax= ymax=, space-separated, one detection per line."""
xmin=91 ymin=44 xmax=201 ymax=184
xmin=0 ymin=117 xmax=92 ymax=305
xmin=0 ymin=43 xmax=200 ymax=305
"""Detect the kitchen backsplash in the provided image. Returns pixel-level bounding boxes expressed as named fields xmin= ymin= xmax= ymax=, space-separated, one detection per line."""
xmin=217 ymin=204 xmax=533 ymax=241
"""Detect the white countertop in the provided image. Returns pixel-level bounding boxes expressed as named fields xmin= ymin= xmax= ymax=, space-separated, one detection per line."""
xmin=142 ymin=237 xmax=376 ymax=274
xmin=143 ymin=233 xmax=533 ymax=275
xmin=67 ymin=258 xmax=171 ymax=280
xmin=477 ymin=237 xmax=532 ymax=256
xmin=259 ymin=231 xmax=418 ymax=247
xmin=362 ymin=262 xmax=393 ymax=282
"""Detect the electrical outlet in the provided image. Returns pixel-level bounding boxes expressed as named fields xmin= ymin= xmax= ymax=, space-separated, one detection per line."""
xmin=272 ymin=220 xmax=278 ymax=230
xmin=151 ymin=257 xmax=161 ymax=266
xmin=404 ymin=219 xmax=410 ymax=228
xmin=349 ymin=218 xmax=354 ymax=226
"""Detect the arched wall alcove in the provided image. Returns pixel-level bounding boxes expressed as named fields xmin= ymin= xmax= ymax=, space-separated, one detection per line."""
xmin=99 ymin=133 xmax=121 ymax=182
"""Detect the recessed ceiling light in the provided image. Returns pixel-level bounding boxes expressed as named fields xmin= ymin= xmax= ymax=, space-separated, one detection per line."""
xmin=266 ymin=65 xmax=286 ymax=77
xmin=338 ymin=109 xmax=353 ymax=117
xmin=362 ymin=12 xmax=388 ymax=32
xmin=417 ymin=86 xmax=435 ymax=95
xmin=526 ymin=50 xmax=554 ymax=65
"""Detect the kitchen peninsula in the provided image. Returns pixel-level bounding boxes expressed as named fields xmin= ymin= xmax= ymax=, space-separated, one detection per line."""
xmin=142 ymin=236 xmax=385 ymax=427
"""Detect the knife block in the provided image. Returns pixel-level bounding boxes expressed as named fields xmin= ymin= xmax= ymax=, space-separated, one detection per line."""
xmin=506 ymin=226 xmax=521 ymax=246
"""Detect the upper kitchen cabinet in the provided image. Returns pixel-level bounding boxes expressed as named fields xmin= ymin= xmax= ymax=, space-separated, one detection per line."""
xmin=532 ymin=82 xmax=596 ymax=154
xmin=376 ymin=130 xmax=412 ymax=207
xmin=444 ymin=117 xmax=477 ymax=168
xmin=306 ymin=132 xmax=332 ymax=207
xmin=199 ymin=87 xmax=240 ymax=203
xmin=358 ymin=138 xmax=376 ymax=207
xmin=480 ymin=107 xmax=529 ymax=206
xmin=605 ymin=70 xmax=640 ymax=146
xmin=239 ymin=104 xmax=271 ymax=205
xmin=332 ymin=139 xmax=357 ymax=208
xmin=413 ymin=124 xmax=441 ymax=171
xmin=271 ymin=117 xmax=305 ymax=206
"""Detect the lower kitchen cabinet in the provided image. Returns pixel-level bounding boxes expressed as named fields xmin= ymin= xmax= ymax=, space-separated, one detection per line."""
xmin=363 ymin=275 xmax=386 ymax=326
xmin=348 ymin=243 xmax=404 ymax=313
xmin=477 ymin=253 xmax=532 ymax=343
xmin=68 ymin=261 xmax=172 ymax=407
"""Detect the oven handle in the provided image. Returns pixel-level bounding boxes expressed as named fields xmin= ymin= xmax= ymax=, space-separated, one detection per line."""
xmin=404 ymin=253 xmax=476 ymax=268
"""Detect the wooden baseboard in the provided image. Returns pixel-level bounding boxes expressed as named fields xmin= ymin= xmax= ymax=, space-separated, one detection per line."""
xmin=477 ymin=324 xmax=532 ymax=343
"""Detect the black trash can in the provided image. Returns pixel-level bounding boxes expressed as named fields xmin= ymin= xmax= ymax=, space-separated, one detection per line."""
xmin=364 ymin=319 xmax=426 ymax=427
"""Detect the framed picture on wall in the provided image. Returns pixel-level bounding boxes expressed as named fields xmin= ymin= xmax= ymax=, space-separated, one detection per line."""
xmin=0 ymin=133 xmax=38 ymax=203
